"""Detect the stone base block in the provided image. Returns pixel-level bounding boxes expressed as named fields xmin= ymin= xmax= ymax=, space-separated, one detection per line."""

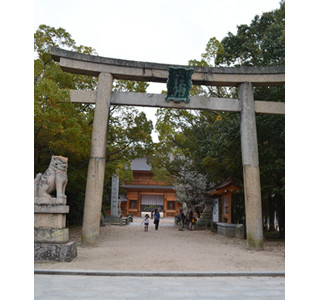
xmin=235 ymin=224 xmax=245 ymax=239
xmin=34 ymin=241 xmax=77 ymax=262
xmin=34 ymin=196 xmax=67 ymax=205
xmin=34 ymin=204 xmax=69 ymax=214
xmin=34 ymin=228 xmax=69 ymax=243
xmin=217 ymin=222 xmax=236 ymax=237
xmin=34 ymin=213 xmax=66 ymax=228
xmin=104 ymin=216 xmax=122 ymax=223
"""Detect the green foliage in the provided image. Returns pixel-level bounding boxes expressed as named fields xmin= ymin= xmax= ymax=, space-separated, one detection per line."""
xmin=34 ymin=25 xmax=153 ymax=225
xmin=34 ymin=25 xmax=96 ymax=168
xmin=216 ymin=1 xmax=285 ymax=67
xmin=106 ymin=106 xmax=153 ymax=168
xmin=152 ymin=2 xmax=285 ymax=235
xmin=113 ymin=80 xmax=149 ymax=93
xmin=201 ymin=37 xmax=225 ymax=66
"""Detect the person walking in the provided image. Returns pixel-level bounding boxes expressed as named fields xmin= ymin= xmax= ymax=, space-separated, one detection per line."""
xmin=188 ymin=211 xmax=194 ymax=230
xmin=144 ymin=214 xmax=150 ymax=231
xmin=179 ymin=209 xmax=185 ymax=231
xmin=154 ymin=209 xmax=160 ymax=230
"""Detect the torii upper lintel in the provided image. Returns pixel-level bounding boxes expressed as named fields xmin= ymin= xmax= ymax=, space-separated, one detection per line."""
xmin=50 ymin=47 xmax=285 ymax=87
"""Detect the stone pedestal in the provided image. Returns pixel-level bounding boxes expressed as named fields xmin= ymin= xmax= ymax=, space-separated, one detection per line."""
xmin=34 ymin=196 xmax=77 ymax=262
xmin=34 ymin=241 xmax=77 ymax=262
xmin=235 ymin=224 xmax=245 ymax=239
xmin=105 ymin=215 xmax=122 ymax=224
xmin=217 ymin=222 xmax=237 ymax=237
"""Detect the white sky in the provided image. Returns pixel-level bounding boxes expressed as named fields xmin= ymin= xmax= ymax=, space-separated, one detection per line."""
xmin=34 ymin=0 xmax=281 ymax=64
xmin=34 ymin=0 xmax=282 ymax=94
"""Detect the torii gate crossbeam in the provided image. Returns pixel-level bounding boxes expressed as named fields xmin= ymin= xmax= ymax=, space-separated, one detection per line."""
xmin=70 ymin=90 xmax=285 ymax=115
xmin=50 ymin=47 xmax=285 ymax=250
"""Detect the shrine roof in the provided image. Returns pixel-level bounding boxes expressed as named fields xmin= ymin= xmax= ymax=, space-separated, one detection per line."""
xmin=208 ymin=179 xmax=240 ymax=196
xmin=131 ymin=158 xmax=151 ymax=171
xmin=120 ymin=184 xmax=174 ymax=190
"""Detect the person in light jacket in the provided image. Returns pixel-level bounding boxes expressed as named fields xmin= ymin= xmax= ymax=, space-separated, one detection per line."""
xmin=144 ymin=214 xmax=150 ymax=231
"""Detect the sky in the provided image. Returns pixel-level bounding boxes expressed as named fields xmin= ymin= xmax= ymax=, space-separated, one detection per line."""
xmin=34 ymin=0 xmax=282 ymax=94
xmin=34 ymin=0 xmax=281 ymax=65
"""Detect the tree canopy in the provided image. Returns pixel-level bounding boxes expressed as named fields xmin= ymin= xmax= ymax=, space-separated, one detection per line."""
xmin=34 ymin=25 xmax=154 ymax=224
xmin=152 ymin=1 xmax=285 ymax=235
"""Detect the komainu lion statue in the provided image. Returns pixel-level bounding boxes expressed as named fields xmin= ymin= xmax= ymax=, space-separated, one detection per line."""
xmin=34 ymin=155 xmax=68 ymax=198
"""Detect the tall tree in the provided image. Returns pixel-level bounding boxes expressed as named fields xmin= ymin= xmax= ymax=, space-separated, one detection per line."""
xmin=153 ymin=1 xmax=285 ymax=236
xmin=34 ymin=25 xmax=153 ymax=225
xmin=173 ymin=158 xmax=214 ymax=212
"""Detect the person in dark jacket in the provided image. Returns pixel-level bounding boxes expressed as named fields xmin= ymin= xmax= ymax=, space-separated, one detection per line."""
xmin=188 ymin=211 xmax=193 ymax=230
xmin=154 ymin=209 xmax=160 ymax=230
xmin=179 ymin=209 xmax=185 ymax=231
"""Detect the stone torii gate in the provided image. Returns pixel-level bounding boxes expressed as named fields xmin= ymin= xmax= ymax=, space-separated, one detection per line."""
xmin=50 ymin=47 xmax=285 ymax=250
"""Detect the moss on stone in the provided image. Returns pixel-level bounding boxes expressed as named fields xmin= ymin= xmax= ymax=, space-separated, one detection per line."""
xmin=247 ymin=235 xmax=264 ymax=250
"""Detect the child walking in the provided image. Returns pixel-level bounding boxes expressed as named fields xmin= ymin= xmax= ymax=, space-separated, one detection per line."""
xmin=144 ymin=214 xmax=150 ymax=231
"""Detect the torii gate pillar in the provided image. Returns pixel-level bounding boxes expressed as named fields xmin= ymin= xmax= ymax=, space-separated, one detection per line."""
xmin=81 ymin=72 xmax=113 ymax=246
xmin=239 ymin=82 xmax=263 ymax=250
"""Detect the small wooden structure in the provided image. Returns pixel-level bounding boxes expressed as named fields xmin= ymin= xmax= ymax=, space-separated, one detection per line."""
xmin=208 ymin=179 xmax=240 ymax=224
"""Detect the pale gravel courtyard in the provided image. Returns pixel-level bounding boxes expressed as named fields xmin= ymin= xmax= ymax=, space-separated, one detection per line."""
xmin=34 ymin=218 xmax=285 ymax=272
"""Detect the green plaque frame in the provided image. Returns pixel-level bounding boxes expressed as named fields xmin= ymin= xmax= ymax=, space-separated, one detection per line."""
xmin=166 ymin=66 xmax=194 ymax=103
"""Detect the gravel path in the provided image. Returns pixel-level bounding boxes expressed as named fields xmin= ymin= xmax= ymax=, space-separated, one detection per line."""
xmin=34 ymin=218 xmax=285 ymax=272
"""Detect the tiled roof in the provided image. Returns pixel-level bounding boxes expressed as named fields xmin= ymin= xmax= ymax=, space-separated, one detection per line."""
xmin=120 ymin=184 xmax=174 ymax=190
xmin=131 ymin=158 xmax=151 ymax=171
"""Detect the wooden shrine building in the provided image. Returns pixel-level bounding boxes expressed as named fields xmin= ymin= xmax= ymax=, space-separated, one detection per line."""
xmin=208 ymin=179 xmax=240 ymax=224
xmin=120 ymin=158 xmax=181 ymax=217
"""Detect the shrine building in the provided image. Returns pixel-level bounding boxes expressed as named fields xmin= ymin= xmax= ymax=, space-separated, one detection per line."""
xmin=208 ymin=179 xmax=240 ymax=224
xmin=120 ymin=158 xmax=181 ymax=218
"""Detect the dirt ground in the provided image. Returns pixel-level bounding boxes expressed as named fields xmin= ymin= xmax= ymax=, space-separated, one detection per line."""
xmin=34 ymin=218 xmax=285 ymax=272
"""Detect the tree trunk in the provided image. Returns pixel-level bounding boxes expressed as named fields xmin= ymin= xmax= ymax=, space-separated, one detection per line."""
xmin=277 ymin=199 xmax=285 ymax=238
